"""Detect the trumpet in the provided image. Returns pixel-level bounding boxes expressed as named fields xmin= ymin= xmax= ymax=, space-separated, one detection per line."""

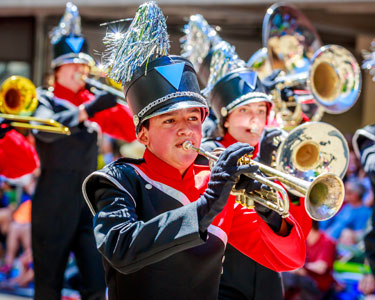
xmin=0 ymin=76 xmax=70 ymax=135
xmin=183 ymin=141 xmax=345 ymax=221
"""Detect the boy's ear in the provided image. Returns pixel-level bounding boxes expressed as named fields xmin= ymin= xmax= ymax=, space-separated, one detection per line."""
xmin=223 ymin=120 xmax=229 ymax=129
xmin=137 ymin=126 xmax=149 ymax=146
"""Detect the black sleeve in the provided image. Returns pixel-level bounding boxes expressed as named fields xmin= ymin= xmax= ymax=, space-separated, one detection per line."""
xmin=32 ymin=95 xmax=81 ymax=143
xmin=88 ymin=175 xmax=206 ymax=275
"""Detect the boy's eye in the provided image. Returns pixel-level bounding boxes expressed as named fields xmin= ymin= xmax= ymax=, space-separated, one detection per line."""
xmin=163 ymin=119 xmax=175 ymax=124
xmin=239 ymin=108 xmax=248 ymax=113
xmin=257 ymin=109 xmax=266 ymax=115
xmin=188 ymin=116 xmax=199 ymax=121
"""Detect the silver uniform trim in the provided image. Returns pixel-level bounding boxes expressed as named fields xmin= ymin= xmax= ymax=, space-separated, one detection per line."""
xmin=51 ymin=52 xmax=95 ymax=69
xmin=226 ymin=92 xmax=271 ymax=113
xmin=137 ymin=91 xmax=208 ymax=119
xmin=353 ymin=128 xmax=375 ymax=160
xmin=129 ymin=164 xmax=228 ymax=245
xmin=128 ymin=164 xmax=191 ymax=206
xmin=208 ymin=224 xmax=228 ymax=246
xmin=82 ymin=171 xmax=137 ymax=216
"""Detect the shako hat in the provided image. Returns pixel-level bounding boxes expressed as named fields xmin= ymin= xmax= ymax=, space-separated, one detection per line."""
xmin=202 ymin=41 xmax=272 ymax=127
xmin=209 ymin=68 xmax=272 ymax=127
xmin=50 ymin=2 xmax=94 ymax=69
xmin=102 ymin=1 xmax=208 ymax=133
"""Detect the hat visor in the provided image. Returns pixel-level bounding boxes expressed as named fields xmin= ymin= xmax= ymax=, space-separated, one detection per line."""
xmin=51 ymin=53 xmax=95 ymax=69
xmin=227 ymin=95 xmax=272 ymax=115
xmin=143 ymin=99 xmax=208 ymax=123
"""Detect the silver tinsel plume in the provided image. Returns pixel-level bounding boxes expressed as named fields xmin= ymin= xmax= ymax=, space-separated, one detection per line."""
xmin=180 ymin=14 xmax=222 ymax=72
xmin=362 ymin=40 xmax=375 ymax=82
xmin=102 ymin=1 xmax=170 ymax=84
xmin=202 ymin=41 xmax=246 ymax=96
xmin=50 ymin=2 xmax=82 ymax=45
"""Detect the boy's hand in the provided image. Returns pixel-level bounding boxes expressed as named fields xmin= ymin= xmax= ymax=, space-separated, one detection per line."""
xmin=84 ymin=90 xmax=117 ymax=118
xmin=197 ymin=142 xmax=260 ymax=232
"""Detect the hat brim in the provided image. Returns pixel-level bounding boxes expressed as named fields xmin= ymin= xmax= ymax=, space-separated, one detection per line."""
xmin=143 ymin=99 xmax=208 ymax=123
xmin=51 ymin=53 xmax=95 ymax=69
xmin=227 ymin=95 xmax=272 ymax=115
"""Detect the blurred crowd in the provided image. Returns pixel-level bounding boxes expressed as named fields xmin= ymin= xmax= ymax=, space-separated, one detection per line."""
xmin=0 ymin=132 xmax=144 ymax=296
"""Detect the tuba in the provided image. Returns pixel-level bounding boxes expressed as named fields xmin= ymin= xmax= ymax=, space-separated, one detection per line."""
xmin=261 ymin=3 xmax=361 ymax=128
xmin=183 ymin=141 xmax=345 ymax=221
xmin=0 ymin=76 xmax=70 ymax=135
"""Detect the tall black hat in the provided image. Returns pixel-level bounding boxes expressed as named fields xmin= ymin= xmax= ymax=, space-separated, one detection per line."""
xmin=200 ymin=41 xmax=271 ymax=127
xmin=50 ymin=2 xmax=94 ymax=69
xmin=209 ymin=68 xmax=272 ymax=127
xmin=103 ymin=2 xmax=208 ymax=133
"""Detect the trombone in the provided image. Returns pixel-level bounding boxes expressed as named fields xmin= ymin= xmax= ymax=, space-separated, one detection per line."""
xmin=183 ymin=141 xmax=345 ymax=221
xmin=82 ymin=65 xmax=128 ymax=106
xmin=0 ymin=76 xmax=70 ymax=135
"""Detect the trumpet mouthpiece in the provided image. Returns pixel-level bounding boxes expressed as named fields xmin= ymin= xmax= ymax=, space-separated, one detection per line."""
xmin=182 ymin=141 xmax=193 ymax=151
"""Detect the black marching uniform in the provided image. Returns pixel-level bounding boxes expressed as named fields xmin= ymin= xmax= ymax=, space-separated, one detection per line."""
xmin=83 ymin=155 xmax=226 ymax=300
xmin=32 ymin=90 xmax=106 ymax=299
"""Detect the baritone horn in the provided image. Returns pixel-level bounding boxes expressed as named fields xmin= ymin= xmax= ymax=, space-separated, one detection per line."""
xmin=183 ymin=141 xmax=344 ymax=221
xmin=273 ymin=45 xmax=361 ymax=114
xmin=261 ymin=3 xmax=360 ymax=127
xmin=0 ymin=76 xmax=70 ymax=135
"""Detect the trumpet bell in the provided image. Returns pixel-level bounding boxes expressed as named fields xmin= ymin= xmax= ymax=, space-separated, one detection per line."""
xmin=306 ymin=173 xmax=344 ymax=221
xmin=276 ymin=122 xmax=349 ymax=190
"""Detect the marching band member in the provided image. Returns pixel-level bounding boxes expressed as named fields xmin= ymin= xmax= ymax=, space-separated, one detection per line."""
xmin=200 ymin=67 xmax=312 ymax=300
xmin=353 ymin=125 xmax=375 ymax=295
xmin=30 ymin=3 xmax=136 ymax=299
xmin=82 ymin=2 xmax=306 ymax=299
xmin=0 ymin=123 xmax=39 ymax=178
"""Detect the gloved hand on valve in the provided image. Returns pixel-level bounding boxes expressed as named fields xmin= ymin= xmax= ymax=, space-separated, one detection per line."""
xmin=256 ymin=128 xmax=283 ymax=166
xmin=196 ymin=142 xmax=261 ymax=232
xmin=84 ymin=90 xmax=118 ymax=118
xmin=235 ymin=175 xmax=289 ymax=235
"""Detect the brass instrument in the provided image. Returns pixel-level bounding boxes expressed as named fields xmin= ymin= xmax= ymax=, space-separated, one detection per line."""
xmin=273 ymin=45 xmax=361 ymax=115
xmin=183 ymin=141 xmax=345 ymax=221
xmin=83 ymin=66 xmax=128 ymax=106
xmin=261 ymin=3 xmax=360 ymax=128
xmin=247 ymin=47 xmax=273 ymax=80
xmin=0 ymin=76 xmax=70 ymax=135
xmin=275 ymin=121 xmax=348 ymax=196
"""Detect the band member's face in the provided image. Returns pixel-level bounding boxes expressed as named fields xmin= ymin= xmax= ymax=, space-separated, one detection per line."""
xmin=138 ymin=108 xmax=203 ymax=175
xmin=224 ymin=102 xmax=267 ymax=146
xmin=55 ymin=63 xmax=90 ymax=93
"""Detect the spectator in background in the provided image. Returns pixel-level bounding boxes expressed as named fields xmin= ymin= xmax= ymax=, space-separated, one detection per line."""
xmin=283 ymin=220 xmax=337 ymax=300
xmin=321 ymin=180 xmax=371 ymax=241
